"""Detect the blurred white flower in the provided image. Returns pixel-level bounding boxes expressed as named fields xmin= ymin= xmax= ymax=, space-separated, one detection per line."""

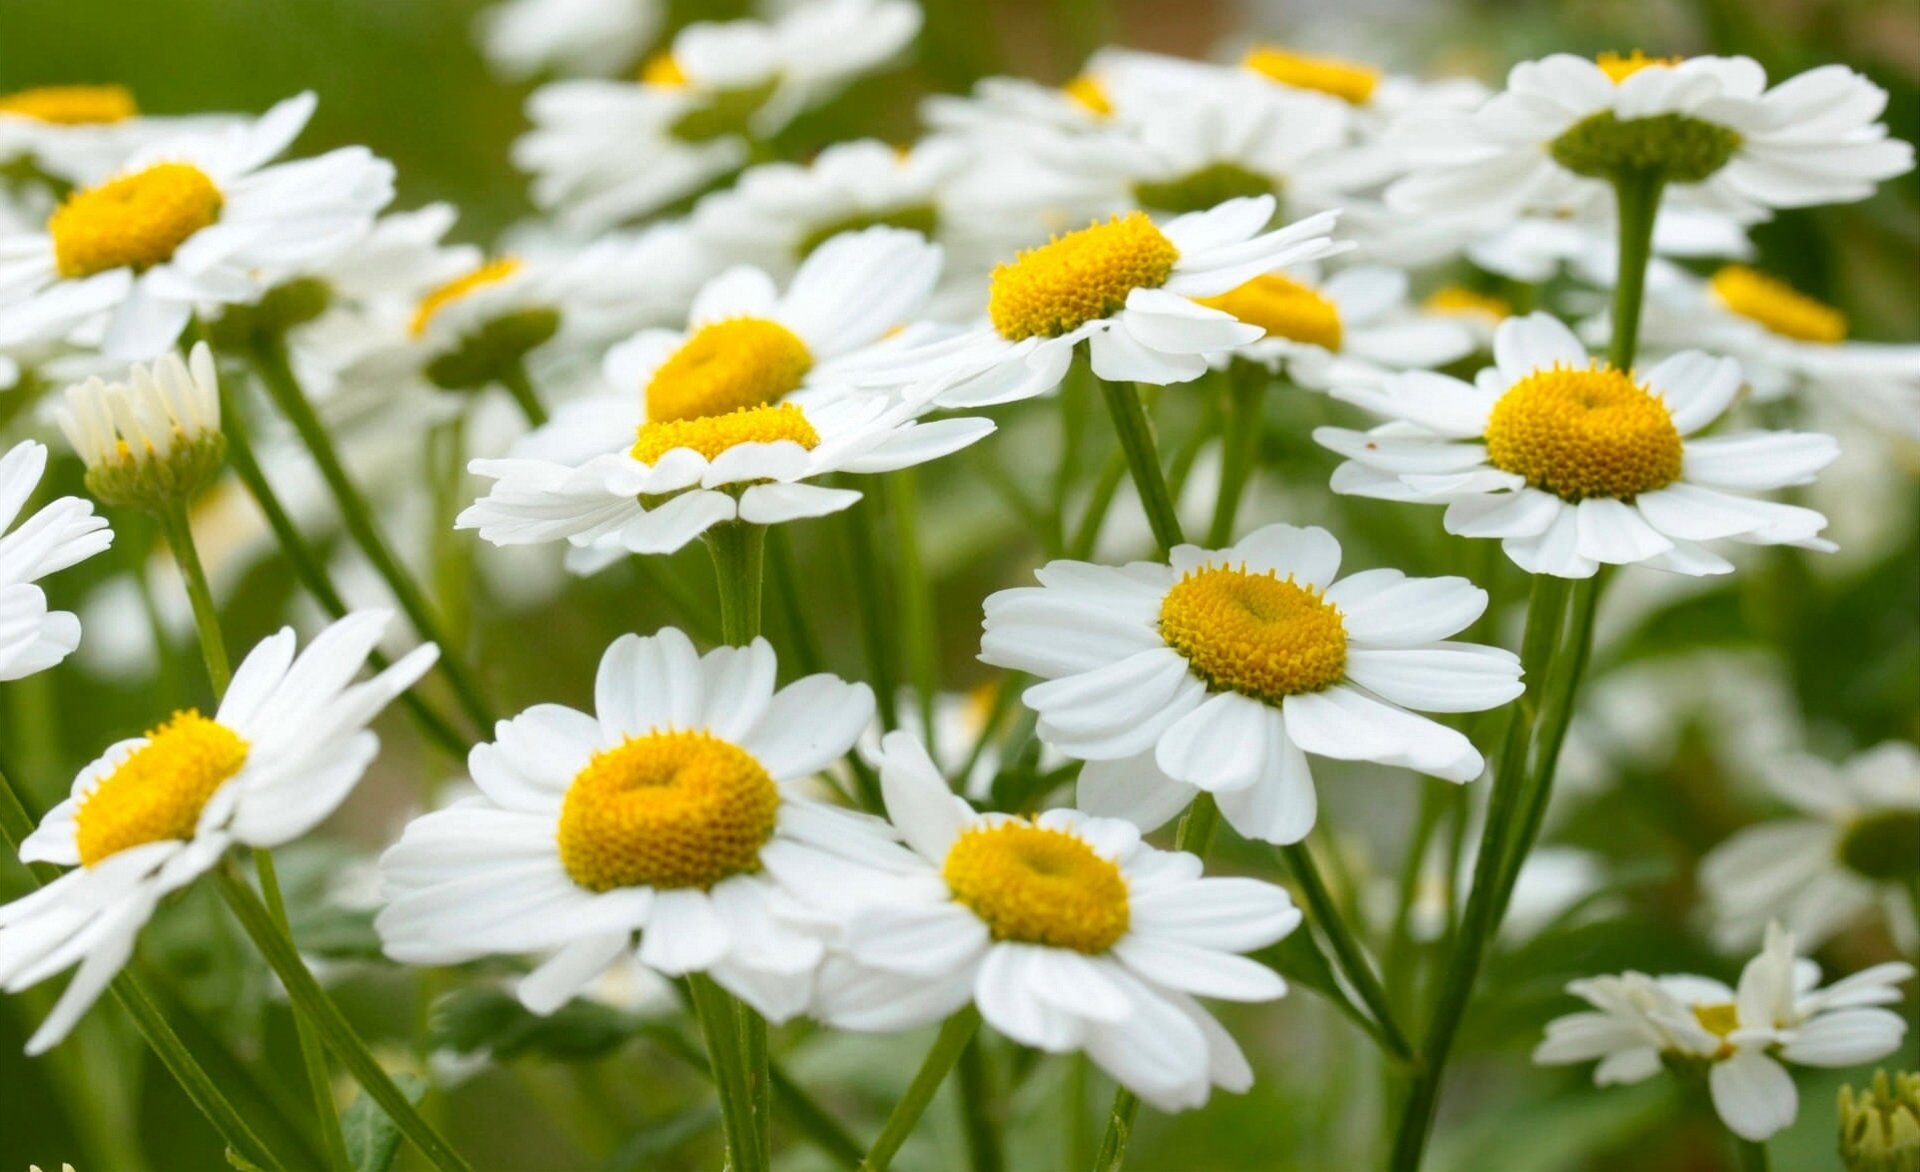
xmin=0 ymin=439 xmax=113 ymax=680
xmin=475 ymin=0 xmax=662 ymax=80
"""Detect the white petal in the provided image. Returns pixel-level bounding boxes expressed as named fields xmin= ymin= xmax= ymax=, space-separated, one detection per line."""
xmin=1709 ymin=1051 xmax=1798 ymax=1142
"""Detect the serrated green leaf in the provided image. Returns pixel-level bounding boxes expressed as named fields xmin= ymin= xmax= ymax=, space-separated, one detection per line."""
xmin=343 ymin=1072 xmax=426 ymax=1172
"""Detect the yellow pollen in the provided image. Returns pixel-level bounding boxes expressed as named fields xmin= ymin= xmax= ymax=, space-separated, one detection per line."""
xmin=630 ymin=402 xmax=821 ymax=464
xmin=0 ymin=84 xmax=137 ymax=125
xmin=556 ymin=730 xmax=779 ymax=892
xmin=1484 ymin=364 xmax=1683 ymax=502
xmin=49 ymin=162 xmax=223 ymax=279
xmin=645 ymin=317 xmax=815 ymax=423
xmin=1061 ymin=74 xmax=1112 ymax=117
xmin=1242 ymin=46 xmax=1380 ymax=105
xmin=943 ymin=822 xmax=1129 ymax=953
xmin=641 ymin=52 xmax=688 ymax=87
xmin=1597 ymin=51 xmax=1683 ymax=84
xmin=1159 ymin=565 xmax=1348 ymax=702
xmin=1423 ymin=284 xmax=1511 ymax=325
xmin=1693 ymin=1002 xmax=1740 ymax=1060
xmin=1710 ymin=265 xmax=1847 ymax=344
xmin=411 ymin=257 xmax=522 ymax=338
xmin=988 ymin=212 xmax=1180 ymax=342
xmin=1197 ymin=272 xmax=1343 ymax=351
xmin=72 ymin=711 xmax=249 ymax=868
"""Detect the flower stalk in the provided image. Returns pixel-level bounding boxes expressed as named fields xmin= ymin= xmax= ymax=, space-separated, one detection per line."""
xmin=861 ymin=1006 xmax=984 ymax=1171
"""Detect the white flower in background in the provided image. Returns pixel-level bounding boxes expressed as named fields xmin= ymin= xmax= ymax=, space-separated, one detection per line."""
xmin=515 ymin=0 xmax=922 ymax=232
xmin=1535 ymin=922 xmax=1914 ymax=1141
xmin=910 ymin=197 xmax=1349 ymax=406
xmin=1388 ymin=52 xmax=1914 ymax=225
xmin=0 ymin=611 xmax=436 ymax=1053
xmin=0 ymin=84 xmax=238 ymax=187
xmin=377 ymin=630 xmax=900 ymax=1023
xmin=1377 ymin=844 xmax=1606 ymax=946
xmin=459 ymin=228 xmax=991 ymax=560
xmin=1467 ymin=205 xmax=1753 ymax=289
xmin=475 ymin=0 xmax=662 ymax=79
xmin=0 ymin=439 xmax=112 ymax=680
xmin=980 ymin=524 xmax=1522 ymax=844
xmin=0 ymin=93 xmax=394 ymax=359
xmin=1702 ymin=742 xmax=1920 ymax=954
xmin=814 ymin=732 xmax=1301 ymax=1112
xmin=1318 ymin=313 xmax=1840 ymax=578
xmin=53 ymin=342 xmax=224 ymax=511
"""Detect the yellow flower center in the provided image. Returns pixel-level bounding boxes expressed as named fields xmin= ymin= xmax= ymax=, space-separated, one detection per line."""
xmin=1197 ymin=272 xmax=1343 ymax=351
xmin=556 ymin=729 xmax=780 ymax=892
xmin=645 ymin=317 xmax=815 ymax=424
xmin=1060 ymin=74 xmax=1112 ymax=117
xmin=1484 ymin=365 xmax=1683 ymax=502
xmin=1423 ymin=284 xmax=1511 ymax=325
xmin=1597 ymin=51 xmax=1683 ymax=84
xmin=1692 ymin=1001 xmax=1739 ymax=1060
xmin=0 ymin=84 xmax=137 ymax=125
xmin=987 ymin=212 xmax=1180 ymax=342
xmin=1242 ymin=46 xmax=1380 ymax=105
xmin=630 ymin=402 xmax=821 ymax=463
xmin=943 ymin=822 xmax=1130 ymax=953
xmin=1710 ymin=265 xmax=1847 ymax=344
xmin=411 ymin=257 xmax=523 ymax=338
xmin=48 ymin=162 xmax=224 ymax=279
xmin=1159 ymin=565 xmax=1348 ymax=702
xmin=72 ymin=711 xmax=249 ymax=868
xmin=641 ymin=52 xmax=688 ymax=87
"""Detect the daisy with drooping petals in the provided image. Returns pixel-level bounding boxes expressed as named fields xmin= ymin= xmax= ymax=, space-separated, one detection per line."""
xmin=1535 ymin=922 xmax=1914 ymax=1141
xmin=813 ymin=731 xmax=1301 ymax=1111
xmin=980 ymin=523 xmax=1523 ymax=844
xmin=0 ymin=439 xmax=113 ymax=680
xmin=1317 ymin=312 xmax=1840 ymax=578
xmin=0 ymin=611 xmax=436 ymax=1053
xmin=376 ymin=629 xmax=901 ymax=1023
xmin=458 ymin=228 xmax=992 ymax=561
xmin=0 ymin=92 xmax=394 ymax=359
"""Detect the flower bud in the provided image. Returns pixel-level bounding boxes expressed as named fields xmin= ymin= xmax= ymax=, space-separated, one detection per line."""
xmin=1841 ymin=1070 xmax=1920 ymax=1172
xmin=55 ymin=342 xmax=226 ymax=512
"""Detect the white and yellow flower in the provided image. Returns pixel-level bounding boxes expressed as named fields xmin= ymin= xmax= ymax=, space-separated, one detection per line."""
xmin=813 ymin=731 xmax=1301 ymax=1112
xmin=0 ymin=439 xmax=112 ymax=681
xmin=980 ymin=524 xmax=1522 ymax=844
xmin=53 ymin=342 xmax=224 ymax=511
xmin=0 ymin=84 xmax=238 ymax=187
xmin=0 ymin=611 xmax=436 ymax=1053
xmin=1317 ymin=312 xmax=1840 ymax=577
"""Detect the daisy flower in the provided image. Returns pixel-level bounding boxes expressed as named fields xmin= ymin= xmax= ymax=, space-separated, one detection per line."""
xmin=0 ymin=611 xmax=437 ymax=1053
xmin=52 ymin=341 xmax=224 ymax=512
xmin=1316 ymin=312 xmax=1841 ymax=578
xmin=474 ymin=0 xmax=662 ymax=80
xmin=813 ymin=731 xmax=1302 ymax=1111
xmin=0 ymin=84 xmax=237 ymax=188
xmin=979 ymin=523 xmax=1523 ymax=844
xmin=376 ymin=629 xmax=902 ymax=1023
xmin=0 ymin=439 xmax=112 ymax=680
xmin=1701 ymin=742 xmax=1920 ymax=954
xmin=458 ymin=227 xmax=992 ymax=560
xmin=1387 ymin=52 xmax=1915 ymax=225
xmin=1534 ymin=922 xmax=1914 ymax=1141
xmin=0 ymin=92 xmax=395 ymax=359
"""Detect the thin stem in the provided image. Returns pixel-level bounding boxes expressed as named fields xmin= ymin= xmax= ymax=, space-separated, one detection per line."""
xmin=1607 ymin=168 xmax=1666 ymax=371
xmin=158 ymin=504 xmax=230 ymax=693
xmin=1206 ymin=363 xmax=1266 ymax=548
xmin=1098 ymin=379 xmax=1185 ymax=556
xmin=254 ymin=848 xmax=352 ymax=1172
xmin=841 ymin=494 xmax=900 ymax=730
xmin=1069 ymin=450 xmax=1129 ymax=560
xmin=860 ymin=1007 xmax=983 ymax=1172
xmin=497 ymin=359 xmax=549 ymax=427
xmin=704 ymin=522 xmax=766 ymax=645
xmin=246 ymin=338 xmax=496 ymax=733
xmin=1732 ymin=1136 xmax=1771 ymax=1172
xmin=687 ymin=973 xmax=767 ymax=1172
xmin=766 ymin=527 xmax=826 ymax=675
xmin=956 ymin=1031 xmax=1005 ymax=1172
xmin=216 ymin=864 xmax=473 ymax=1172
xmin=889 ymin=471 xmax=942 ymax=759
xmin=1279 ymin=842 xmax=1415 ymax=1063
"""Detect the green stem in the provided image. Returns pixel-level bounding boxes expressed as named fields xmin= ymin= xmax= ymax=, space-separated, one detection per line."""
xmin=1607 ymin=168 xmax=1666 ymax=371
xmin=215 ymin=864 xmax=473 ymax=1172
xmin=860 ymin=1007 xmax=983 ymax=1172
xmin=1279 ymin=842 xmax=1415 ymax=1063
xmin=255 ymin=848 xmax=352 ymax=1172
xmin=1206 ymin=363 xmax=1266 ymax=548
xmin=956 ymin=1030 xmax=1005 ymax=1172
xmin=246 ymin=338 xmax=496 ymax=734
xmin=766 ymin=527 xmax=826 ymax=675
xmin=1099 ymin=379 xmax=1185 ymax=556
xmin=687 ymin=973 xmax=768 ymax=1172
xmin=497 ymin=359 xmax=549 ymax=427
xmin=842 ymin=493 xmax=901 ymax=730
xmin=1069 ymin=450 xmax=1129 ymax=560
xmin=1732 ymin=1136 xmax=1771 ymax=1172
xmin=704 ymin=521 xmax=766 ymax=645
xmin=158 ymin=504 xmax=230 ymax=693
xmin=888 ymin=471 xmax=941 ymax=759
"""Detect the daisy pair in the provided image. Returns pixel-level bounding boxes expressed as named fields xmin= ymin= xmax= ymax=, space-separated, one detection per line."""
xmin=0 ymin=440 xmax=113 ymax=681
xmin=981 ymin=523 xmax=1523 ymax=844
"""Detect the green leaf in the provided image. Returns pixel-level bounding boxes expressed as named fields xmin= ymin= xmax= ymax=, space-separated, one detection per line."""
xmin=343 ymin=1072 xmax=426 ymax=1172
xmin=431 ymin=986 xmax=632 ymax=1062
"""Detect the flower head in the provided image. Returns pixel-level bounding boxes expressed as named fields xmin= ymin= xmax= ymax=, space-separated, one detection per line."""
xmin=54 ymin=342 xmax=225 ymax=511
xmin=0 ymin=440 xmax=114 ymax=681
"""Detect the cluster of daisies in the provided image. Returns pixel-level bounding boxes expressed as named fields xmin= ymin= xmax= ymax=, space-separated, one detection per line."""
xmin=0 ymin=0 xmax=1916 ymax=1165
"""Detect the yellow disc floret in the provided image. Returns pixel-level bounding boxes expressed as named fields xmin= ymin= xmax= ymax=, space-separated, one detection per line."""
xmin=1197 ymin=273 xmax=1343 ymax=351
xmin=1061 ymin=74 xmax=1112 ymax=117
xmin=556 ymin=730 xmax=780 ymax=892
xmin=644 ymin=317 xmax=815 ymax=423
xmin=631 ymin=402 xmax=821 ymax=464
xmin=0 ymin=84 xmax=136 ymax=125
xmin=73 ymin=710 xmax=249 ymax=867
xmin=1484 ymin=364 xmax=1683 ymax=501
xmin=1691 ymin=1001 xmax=1740 ymax=1060
xmin=411 ymin=257 xmax=523 ymax=338
xmin=1159 ymin=565 xmax=1349 ymax=702
xmin=1424 ymin=284 xmax=1511 ymax=325
xmin=1710 ymin=265 xmax=1847 ymax=344
xmin=49 ymin=162 xmax=224 ymax=279
xmin=1597 ymin=51 xmax=1683 ymax=84
xmin=943 ymin=822 xmax=1130 ymax=953
xmin=987 ymin=212 xmax=1181 ymax=342
xmin=641 ymin=52 xmax=688 ymax=87
xmin=1242 ymin=46 xmax=1380 ymax=105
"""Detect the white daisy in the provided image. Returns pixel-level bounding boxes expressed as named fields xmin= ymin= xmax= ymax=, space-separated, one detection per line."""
xmin=0 ymin=92 xmax=395 ymax=359
xmin=813 ymin=731 xmax=1302 ymax=1112
xmin=457 ymin=227 xmax=992 ymax=560
xmin=1702 ymin=742 xmax=1920 ymax=954
xmin=0 ymin=611 xmax=437 ymax=1054
xmin=375 ymin=629 xmax=902 ymax=1023
xmin=474 ymin=0 xmax=662 ymax=80
xmin=0 ymin=439 xmax=112 ymax=680
xmin=979 ymin=523 xmax=1523 ymax=844
xmin=1535 ymin=922 xmax=1914 ymax=1141
xmin=1387 ymin=52 xmax=1915 ymax=225
xmin=1316 ymin=312 xmax=1841 ymax=578
xmin=0 ymin=84 xmax=237 ymax=187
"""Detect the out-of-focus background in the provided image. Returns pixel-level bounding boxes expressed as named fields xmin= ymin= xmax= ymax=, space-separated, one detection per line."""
xmin=2 ymin=1 xmax=1916 ymax=1169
